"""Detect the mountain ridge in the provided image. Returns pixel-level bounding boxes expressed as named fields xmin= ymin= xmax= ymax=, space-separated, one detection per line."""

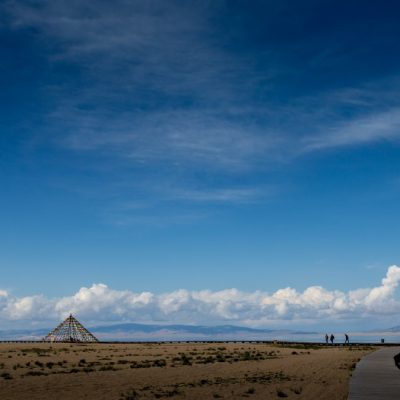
xmin=0 ymin=322 xmax=316 ymax=341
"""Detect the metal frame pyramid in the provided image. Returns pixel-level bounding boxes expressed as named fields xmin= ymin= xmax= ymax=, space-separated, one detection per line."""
xmin=43 ymin=314 xmax=99 ymax=342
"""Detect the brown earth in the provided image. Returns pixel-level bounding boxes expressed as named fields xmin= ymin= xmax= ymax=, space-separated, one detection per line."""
xmin=0 ymin=342 xmax=374 ymax=399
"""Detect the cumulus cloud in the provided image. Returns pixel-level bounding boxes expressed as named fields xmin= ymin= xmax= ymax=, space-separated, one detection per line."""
xmin=1 ymin=265 xmax=400 ymax=327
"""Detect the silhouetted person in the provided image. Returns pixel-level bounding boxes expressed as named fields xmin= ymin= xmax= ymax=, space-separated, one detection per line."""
xmin=330 ymin=334 xmax=335 ymax=344
xmin=345 ymin=333 xmax=349 ymax=344
xmin=394 ymin=352 xmax=400 ymax=369
xmin=325 ymin=334 xmax=329 ymax=344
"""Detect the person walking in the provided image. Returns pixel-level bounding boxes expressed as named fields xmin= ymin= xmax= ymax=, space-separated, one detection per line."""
xmin=325 ymin=333 xmax=329 ymax=344
xmin=330 ymin=334 xmax=335 ymax=344
xmin=344 ymin=333 xmax=349 ymax=344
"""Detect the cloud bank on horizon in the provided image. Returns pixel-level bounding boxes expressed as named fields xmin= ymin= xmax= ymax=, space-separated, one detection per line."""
xmin=1 ymin=265 xmax=400 ymax=328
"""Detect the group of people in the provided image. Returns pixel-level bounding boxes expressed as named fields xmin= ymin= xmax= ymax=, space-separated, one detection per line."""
xmin=325 ymin=333 xmax=349 ymax=344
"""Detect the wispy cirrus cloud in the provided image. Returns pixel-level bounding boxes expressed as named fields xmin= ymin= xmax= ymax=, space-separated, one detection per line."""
xmin=302 ymin=107 xmax=400 ymax=152
xmin=4 ymin=0 xmax=400 ymax=161
xmin=169 ymin=187 xmax=269 ymax=203
xmin=2 ymin=265 xmax=400 ymax=328
xmin=2 ymin=0 xmax=283 ymax=173
xmin=3 ymin=0 xmax=400 ymax=218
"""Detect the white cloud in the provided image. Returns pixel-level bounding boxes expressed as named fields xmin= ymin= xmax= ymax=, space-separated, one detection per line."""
xmin=2 ymin=0 xmax=278 ymax=170
xmin=3 ymin=295 xmax=50 ymax=320
xmin=1 ymin=265 xmax=400 ymax=327
xmin=169 ymin=187 xmax=271 ymax=203
xmin=3 ymin=1 xmax=400 ymax=166
xmin=302 ymin=108 xmax=400 ymax=151
xmin=3 ymin=0 xmax=400 ymax=222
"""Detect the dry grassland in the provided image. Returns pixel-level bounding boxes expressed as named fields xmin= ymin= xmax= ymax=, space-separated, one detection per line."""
xmin=0 ymin=342 xmax=374 ymax=399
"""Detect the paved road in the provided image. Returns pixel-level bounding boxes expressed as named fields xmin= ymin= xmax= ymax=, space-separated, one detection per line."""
xmin=348 ymin=346 xmax=400 ymax=399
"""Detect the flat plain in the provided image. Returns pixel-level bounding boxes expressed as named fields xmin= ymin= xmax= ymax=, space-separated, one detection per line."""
xmin=0 ymin=342 xmax=374 ymax=399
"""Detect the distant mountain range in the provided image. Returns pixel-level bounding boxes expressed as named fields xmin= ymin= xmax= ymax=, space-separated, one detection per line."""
xmin=382 ymin=326 xmax=400 ymax=333
xmin=0 ymin=327 xmax=49 ymax=341
xmin=4 ymin=322 xmax=400 ymax=342
xmin=0 ymin=323 xmax=317 ymax=341
xmin=92 ymin=323 xmax=315 ymax=341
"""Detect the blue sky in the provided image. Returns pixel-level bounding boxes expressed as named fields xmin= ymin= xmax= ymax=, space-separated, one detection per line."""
xmin=1 ymin=0 xmax=400 ymax=329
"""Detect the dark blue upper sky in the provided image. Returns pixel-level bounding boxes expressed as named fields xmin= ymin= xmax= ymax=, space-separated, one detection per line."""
xmin=1 ymin=0 xmax=400 ymax=303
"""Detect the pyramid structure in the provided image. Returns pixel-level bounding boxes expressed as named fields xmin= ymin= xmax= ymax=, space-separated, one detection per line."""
xmin=43 ymin=314 xmax=99 ymax=343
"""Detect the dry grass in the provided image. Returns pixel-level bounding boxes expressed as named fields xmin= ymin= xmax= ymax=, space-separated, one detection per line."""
xmin=0 ymin=342 xmax=374 ymax=399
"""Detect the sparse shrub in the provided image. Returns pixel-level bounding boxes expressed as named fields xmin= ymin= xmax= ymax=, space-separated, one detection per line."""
xmin=243 ymin=351 xmax=252 ymax=361
xmin=25 ymin=371 xmax=47 ymax=377
xmin=277 ymin=389 xmax=288 ymax=397
xmin=292 ymin=387 xmax=303 ymax=394
xmin=99 ymin=365 xmax=117 ymax=371
xmin=180 ymin=354 xmax=192 ymax=365
xmin=120 ymin=389 xmax=138 ymax=400
xmin=153 ymin=359 xmax=167 ymax=367
xmin=153 ymin=389 xmax=180 ymax=398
